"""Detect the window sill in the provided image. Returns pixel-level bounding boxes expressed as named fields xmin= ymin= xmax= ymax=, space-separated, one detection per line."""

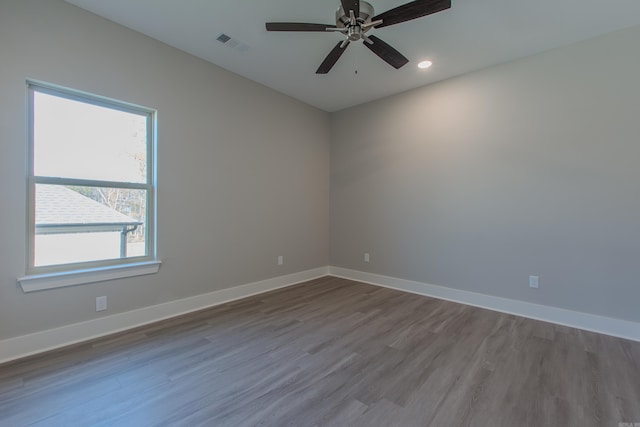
xmin=17 ymin=260 xmax=161 ymax=293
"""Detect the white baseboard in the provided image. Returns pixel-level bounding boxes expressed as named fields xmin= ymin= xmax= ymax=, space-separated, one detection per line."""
xmin=329 ymin=266 xmax=640 ymax=342
xmin=4 ymin=265 xmax=637 ymax=364
xmin=0 ymin=267 xmax=329 ymax=364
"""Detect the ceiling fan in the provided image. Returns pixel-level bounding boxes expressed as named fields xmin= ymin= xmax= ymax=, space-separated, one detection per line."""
xmin=266 ymin=0 xmax=451 ymax=74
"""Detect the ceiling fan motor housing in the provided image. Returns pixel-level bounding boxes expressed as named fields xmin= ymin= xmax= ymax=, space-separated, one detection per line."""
xmin=336 ymin=1 xmax=374 ymax=28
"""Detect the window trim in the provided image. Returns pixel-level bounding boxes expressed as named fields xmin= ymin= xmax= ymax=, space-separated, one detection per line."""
xmin=18 ymin=261 xmax=162 ymax=293
xmin=25 ymin=80 xmax=158 ymax=281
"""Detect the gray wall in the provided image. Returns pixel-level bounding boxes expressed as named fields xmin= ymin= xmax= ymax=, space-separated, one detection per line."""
xmin=0 ymin=0 xmax=330 ymax=340
xmin=331 ymin=25 xmax=640 ymax=323
xmin=1 ymin=0 xmax=638 ymax=342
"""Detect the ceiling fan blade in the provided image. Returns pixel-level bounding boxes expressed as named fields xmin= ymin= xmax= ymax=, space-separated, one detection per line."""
xmin=316 ymin=41 xmax=350 ymax=74
xmin=266 ymin=22 xmax=337 ymax=32
xmin=340 ymin=0 xmax=360 ymax=17
xmin=363 ymin=35 xmax=409 ymax=69
xmin=373 ymin=0 xmax=451 ymax=28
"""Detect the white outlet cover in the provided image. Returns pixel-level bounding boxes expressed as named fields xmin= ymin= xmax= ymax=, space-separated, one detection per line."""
xmin=529 ymin=276 xmax=540 ymax=289
xmin=96 ymin=296 xmax=107 ymax=311
xmin=278 ymin=256 xmax=283 ymax=266
xmin=364 ymin=253 xmax=370 ymax=263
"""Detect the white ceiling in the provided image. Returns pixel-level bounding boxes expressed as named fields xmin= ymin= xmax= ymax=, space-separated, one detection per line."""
xmin=65 ymin=0 xmax=640 ymax=112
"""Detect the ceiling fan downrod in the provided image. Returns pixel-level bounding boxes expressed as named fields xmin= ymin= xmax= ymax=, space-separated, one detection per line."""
xmin=327 ymin=1 xmax=380 ymax=44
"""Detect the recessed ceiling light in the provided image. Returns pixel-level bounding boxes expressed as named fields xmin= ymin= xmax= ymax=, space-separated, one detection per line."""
xmin=418 ymin=60 xmax=433 ymax=69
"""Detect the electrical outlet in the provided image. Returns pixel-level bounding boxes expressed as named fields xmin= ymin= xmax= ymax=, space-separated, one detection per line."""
xmin=96 ymin=296 xmax=107 ymax=311
xmin=364 ymin=253 xmax=370 ymax=263
xmin=278 ymin=255 xmax=283 ymax=266
xmin=529 ymin=276 xmax=539 ymax=289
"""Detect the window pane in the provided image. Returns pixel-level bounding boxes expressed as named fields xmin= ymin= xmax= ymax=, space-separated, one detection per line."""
xmin=34 ymin=184 xmax=147 ymax=267
xmin=33 ymin=91 xmax=148 ymax=183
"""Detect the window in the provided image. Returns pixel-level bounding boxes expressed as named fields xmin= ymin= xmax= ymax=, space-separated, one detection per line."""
xmin=26 ymin=82 xmax=156 ymax=279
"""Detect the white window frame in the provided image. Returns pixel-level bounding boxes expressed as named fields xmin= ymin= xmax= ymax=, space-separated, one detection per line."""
xmin=19 ymin=81 xmax=159 ymax=292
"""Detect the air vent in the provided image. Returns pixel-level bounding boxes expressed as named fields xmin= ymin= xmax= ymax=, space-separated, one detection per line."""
xmin=216 ymin=33 xmax=231 ymax=44
xmin=216 ymin=33 xmax=249 ymax=52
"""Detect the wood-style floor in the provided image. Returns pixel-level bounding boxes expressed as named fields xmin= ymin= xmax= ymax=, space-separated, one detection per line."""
xmin=1 ymin=277 xmax=639 ymax=427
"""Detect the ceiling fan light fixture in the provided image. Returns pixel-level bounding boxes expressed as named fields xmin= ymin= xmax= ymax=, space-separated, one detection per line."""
xmin=418 ymin=60 xmax=433 ymax=69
